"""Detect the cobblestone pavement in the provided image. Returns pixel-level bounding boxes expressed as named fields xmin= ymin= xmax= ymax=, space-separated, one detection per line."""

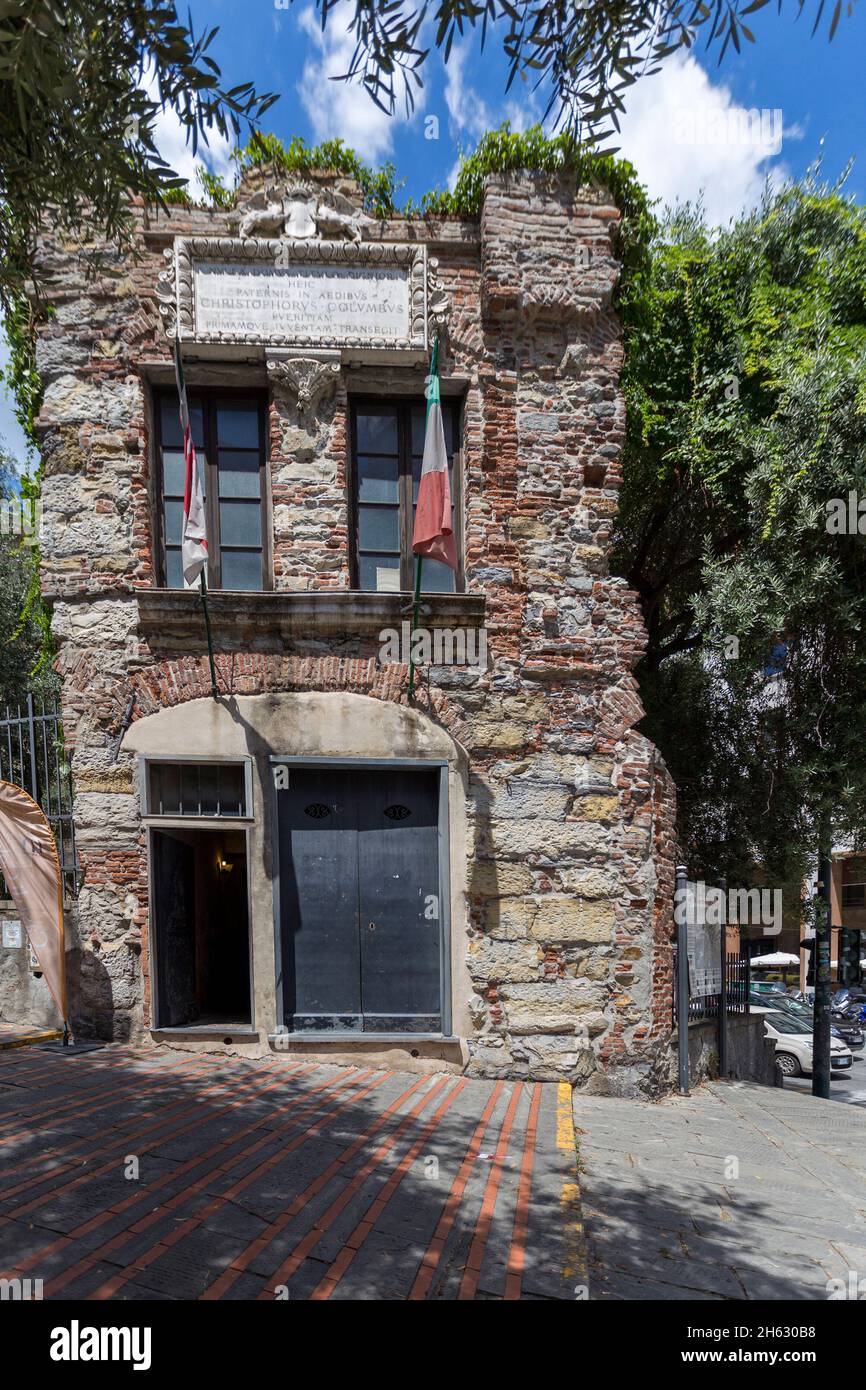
xmin=575 ymin=1079 xmax=866 ymax=1301
xmin=0 ymin=1045 xmax=579 ymax=1301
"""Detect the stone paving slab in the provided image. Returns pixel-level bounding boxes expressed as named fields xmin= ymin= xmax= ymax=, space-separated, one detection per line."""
xmin=0 ymin=1045 xmax=578 ymax=1301
xmin=575 ymin=1079 xmax=866 ymax=1302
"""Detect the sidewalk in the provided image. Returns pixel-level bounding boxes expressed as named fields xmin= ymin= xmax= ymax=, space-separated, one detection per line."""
xmin=0 ymin=1045 xmax=579 ymax=1300
xmin=574 ymin=1080 xmax=866 ymax=1300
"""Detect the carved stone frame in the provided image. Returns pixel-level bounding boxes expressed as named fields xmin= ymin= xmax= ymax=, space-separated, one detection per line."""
xmin=157 ymin=237 xmax=430 ymax=352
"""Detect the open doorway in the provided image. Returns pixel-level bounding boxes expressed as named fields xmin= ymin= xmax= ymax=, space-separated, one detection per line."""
xmin=151 ymin=827 xmax=251 ymax=1029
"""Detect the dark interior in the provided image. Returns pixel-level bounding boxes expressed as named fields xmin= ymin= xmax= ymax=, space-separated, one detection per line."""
xmin=151 ymin=827 xmax=251 ymax=1028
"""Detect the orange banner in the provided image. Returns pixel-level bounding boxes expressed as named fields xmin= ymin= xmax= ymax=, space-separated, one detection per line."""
xmin=0 ymin=780 xmax=66 ymax=1020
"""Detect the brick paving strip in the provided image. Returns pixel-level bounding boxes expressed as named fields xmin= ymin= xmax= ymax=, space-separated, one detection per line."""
xmin=503 ymin=1083 xmax=543 ymax=1300
xmin=458 ymin=1082 xmax=525 ymax=1299
xmin=33 ymin=1063 xmax=365 ymax=1296
xmin=0 ymin=1049 xmax=218 ymax=1147
xmin=0 ymin=1057 xmax=307 ymax=1216
xmin=409 ymin=1080 xmax=506 ymax=1299
xmin=85 ymin=1066 xmax=387 ymax=1300
xmin=0 ymin=1060 xmax=313 ymax=1274
xmin=0 ymin=1049 xmax=583 ymax=1300
xmin=206 ymin=1071 xmax=435 ymax=1300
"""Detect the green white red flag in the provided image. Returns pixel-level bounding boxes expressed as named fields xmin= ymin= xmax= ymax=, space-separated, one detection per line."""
xmin=173 ymin=336 xmax=208 ymax=587
xmin=412 ymin=339 xmax=457 ymax=572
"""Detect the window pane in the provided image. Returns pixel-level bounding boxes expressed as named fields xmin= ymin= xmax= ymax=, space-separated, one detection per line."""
xmin=217 ymin=764 xmax=245 ymax=816
xmin=421 ymin=557 xmax=456 ymax=594
xmin=165 ymin=547 xmax=183 ymax=589
xmin=181 ymin=763 xmax=201 ymax=814
xmin=221 ymin=549 xmax=263 ymax=591
xmin=160 ymin=397 xmax=203 ymax=450
xmin=164 ymin=499 xmax=184 ymax=546
xmin=151 ymin=762 xmax=180 ymax=814
xmin=149 ymin=761 xmax=247 ymax=816
xmin=165 ymin=453 xmax=206 ymax=501
xmin=359 ymin=505 xmax=399 ymax=552
xmin=217 ymin=407 xmax=259 ymax=449
xmin=357 ymin=411 xmax=398 ymax=454
xmin=219 ymin=452 xmax=261 ymax=498
xmin=197 ymin=765 xmax=219 ymax=816
xmin=411 ymin=402 xmax=454 ymax=456
xmin=220 ymin=500 xmax=262 ymax=548
xmin=358 ymin=454 xmax=399 ymax=504
xmin=360 ymin=554 xmax=401 ymax=592
xmin=163 ymin=450 xmax=185 ymax=496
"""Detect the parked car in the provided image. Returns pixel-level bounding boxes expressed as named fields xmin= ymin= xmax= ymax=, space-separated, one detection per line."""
xmin=752 ymin=1008 xmax=854 ymax=1077
xmin=750 ymin=980 xmax=788 ymax=996
xmin=752 ymin=991 xmax=866 ymax=1051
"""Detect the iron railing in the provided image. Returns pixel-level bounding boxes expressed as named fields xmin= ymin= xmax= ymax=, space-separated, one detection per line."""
xmin=674 ymin=947 xmax=751 ymax=1023
xmin=0 ymin=695 xmax=79 ymax=898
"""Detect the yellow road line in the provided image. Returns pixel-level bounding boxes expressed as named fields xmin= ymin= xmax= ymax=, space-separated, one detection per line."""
xmin=556 ymin=1080 xmax=588 ymax=1298
xmin=0 ymin=1029 xmax=63 ymax=1050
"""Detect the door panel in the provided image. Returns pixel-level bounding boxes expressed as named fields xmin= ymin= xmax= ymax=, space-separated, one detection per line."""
xmin=277 ymin=769 xmax=361 ymax=1031
xmin=277 ymin=766 xmax=443 ymax=1033
xmin=357 ymin=770 xmax=441 ymax=1031
xmin=152 ymin=830 xmax=197 ymax=1027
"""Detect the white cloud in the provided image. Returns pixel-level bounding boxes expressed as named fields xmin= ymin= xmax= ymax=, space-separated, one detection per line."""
xmin=613 ymin=51 xmax=797 ymax=227
xmin=444 ymin=42 xmax=540 ymax=147
xmin=296 ymin=5 xmax=423 ymax=163
xmin=146 ymin=68 xmax=237 ymax=200
xmin=440 ymin=40 xmax=798 ymax=227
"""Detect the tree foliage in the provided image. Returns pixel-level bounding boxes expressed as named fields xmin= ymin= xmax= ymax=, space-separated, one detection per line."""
xmin=0 ymin=0 xmax=278 ymax=305
xmin=299 ymin=0 xmax=856 ymax=142
xmin=614 ymin=175 xmax=866 ymax=886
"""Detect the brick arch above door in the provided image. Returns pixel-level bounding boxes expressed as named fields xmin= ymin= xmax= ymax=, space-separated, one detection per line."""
xmin=116 ymin=653 xmax=470 ymax=749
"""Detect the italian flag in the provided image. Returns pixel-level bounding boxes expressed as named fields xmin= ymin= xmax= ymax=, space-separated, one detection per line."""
xmin=173 ymin=336 xmax=208 ymax=588
xmin=412 ymin=338 xmax=457 ymax=572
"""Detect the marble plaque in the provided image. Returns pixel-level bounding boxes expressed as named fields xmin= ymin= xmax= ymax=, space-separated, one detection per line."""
xmin=194 ymin=261 xmax=411 ymax=346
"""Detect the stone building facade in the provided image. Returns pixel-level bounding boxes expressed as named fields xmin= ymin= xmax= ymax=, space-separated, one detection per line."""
xmin=31 ymin=166 xmax=677 ymax=1094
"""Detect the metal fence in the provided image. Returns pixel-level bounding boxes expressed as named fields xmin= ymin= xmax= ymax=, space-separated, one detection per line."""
xmin=674 ymin=947 xmax=751 ymax=1023
xmin=0 ymin=695 xmax=79 ymax=898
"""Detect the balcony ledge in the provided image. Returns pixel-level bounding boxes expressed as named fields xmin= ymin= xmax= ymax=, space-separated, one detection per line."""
xmin=137 ymin=587 xmax=486 ymax=644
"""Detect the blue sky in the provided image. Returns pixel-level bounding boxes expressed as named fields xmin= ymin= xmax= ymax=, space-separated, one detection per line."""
xmin=2 ymin=0 xmax=865 ymax=467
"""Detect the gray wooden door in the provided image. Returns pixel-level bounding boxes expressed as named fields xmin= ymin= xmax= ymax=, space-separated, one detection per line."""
xmin=152 ymin=830 xmax=197 ymax=1027
xmin=278 ymin=766 xmax=442 ymax=1033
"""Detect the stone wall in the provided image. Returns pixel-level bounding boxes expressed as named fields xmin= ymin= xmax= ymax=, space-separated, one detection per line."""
xmin=672 ymin=1015 xmax=778 ymax=1089
xmin=31 ymin=168 xmax=678 ymax=1092
xmin=0 ymin=901 xmax=63 ymax=1030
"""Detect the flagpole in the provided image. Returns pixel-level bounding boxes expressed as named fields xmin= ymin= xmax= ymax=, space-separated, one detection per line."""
xmin=407 ymin=554 xmax=423 ymax=699
xmin=199 ymin=571 xmax=219 ymax=701
xmin=408 ymin=333 xmax=439 ymax=700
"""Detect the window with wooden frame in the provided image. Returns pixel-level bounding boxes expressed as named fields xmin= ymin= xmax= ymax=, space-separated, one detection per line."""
xmin=349 ymin=398 xmax=463 ymax=593
xmin=154 ymin=387 xmax=270 ymax=591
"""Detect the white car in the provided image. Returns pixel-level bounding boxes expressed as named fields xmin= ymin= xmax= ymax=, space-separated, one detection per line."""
xmin=753 ymin=1007 xmax=854 ymax=1078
